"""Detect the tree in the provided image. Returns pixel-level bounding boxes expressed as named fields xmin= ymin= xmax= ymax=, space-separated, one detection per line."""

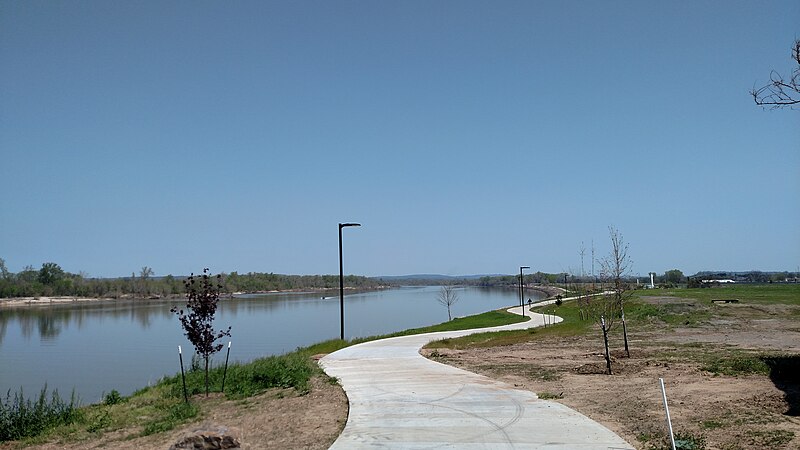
xmin=17 ymin=265 xmax=38 ymax=283
xmin=583 ymin=287 xmax=620 ymax=374
xmin=436 ymin=285 xmax=459 ymax=321
xmin=752 ymin=39 xmax=800 ymax=109
xmin=664 ymin=269 xmax=684 ymax=285
xmin=0 ymin=258 xmax=10 ymax=280
xmin=37 ymin=262 xmax=65 ymax=285
xmin=171 ymin=269 xmax=231 ymax=396
xmin=599 ymin=226 xmax=632 ymax=358
xmin=139 ymin=266 xmax=154 ymax=296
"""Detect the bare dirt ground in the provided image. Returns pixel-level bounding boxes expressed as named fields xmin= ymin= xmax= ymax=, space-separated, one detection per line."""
xmin=422 ymin=297 xmax=800 ymax=450
xmin=11 ymin=376 xmax=347 ymax=450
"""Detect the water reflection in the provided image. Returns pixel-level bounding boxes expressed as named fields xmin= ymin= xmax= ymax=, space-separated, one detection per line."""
xmin=0 ymin=288 xmax=535 ymax=342
xmin=0 ymin=300 xmax=177 ymax=342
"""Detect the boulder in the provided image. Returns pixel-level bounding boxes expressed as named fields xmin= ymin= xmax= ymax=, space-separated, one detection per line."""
xmin=169 ymin=424 xmax=241 ymax=449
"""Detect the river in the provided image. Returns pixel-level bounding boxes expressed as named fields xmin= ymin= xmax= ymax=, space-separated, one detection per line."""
xmin=0 ymin=286 xmax=545 ymax=403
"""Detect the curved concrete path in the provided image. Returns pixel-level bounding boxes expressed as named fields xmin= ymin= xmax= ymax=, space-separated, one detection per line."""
xmin=320 ymin=300 xmax=633 ymax=449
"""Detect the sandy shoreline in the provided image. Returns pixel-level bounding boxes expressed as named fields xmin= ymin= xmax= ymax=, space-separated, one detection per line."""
xmin=0 ymin=287 xmax=374 ymax=308
xmin=0 ymin=285 xmax=559 ymax=309
xmin=0 ymin=296 xmax=131 ymax=308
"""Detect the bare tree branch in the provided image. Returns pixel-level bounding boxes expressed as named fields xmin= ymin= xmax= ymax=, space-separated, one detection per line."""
xmin=751 ymin=39 xmax=800 ymax=109
xmin=436 ymin=285 xmax=459 ymax=321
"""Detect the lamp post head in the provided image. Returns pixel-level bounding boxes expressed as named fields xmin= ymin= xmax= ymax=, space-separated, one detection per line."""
xmin=520 ymin=266 xmax=530 ymax=270
xmin=339 ymin=223 xmax=361 ymax=229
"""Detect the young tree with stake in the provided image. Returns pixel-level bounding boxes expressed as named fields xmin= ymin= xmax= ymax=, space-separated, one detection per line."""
xmin=436 ymin=285 xmax=459 ymax=321
xmin=600 ymin=226 xmax=632 ymax=357
xmin=171 ymin=269 xmax=231 ymax=396
xmin=583 ymin=288 xmax=619 ymax=374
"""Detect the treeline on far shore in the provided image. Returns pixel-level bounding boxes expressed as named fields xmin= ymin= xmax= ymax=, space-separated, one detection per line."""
xmin=0 ymin=260 xmax=386 ymax=299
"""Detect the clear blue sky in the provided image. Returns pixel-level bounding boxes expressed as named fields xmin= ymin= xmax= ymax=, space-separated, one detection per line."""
xmin=2 ymin=1 xmax=798 ymax=278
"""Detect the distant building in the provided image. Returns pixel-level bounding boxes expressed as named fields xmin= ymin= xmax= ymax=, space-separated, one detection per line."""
xmin=701 ymin=279 xmax=735 ymax=284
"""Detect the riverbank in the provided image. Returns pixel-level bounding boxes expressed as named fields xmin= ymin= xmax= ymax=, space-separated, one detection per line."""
xmin=527 ymin=284 xmax=564 ymax=298
xmin=0 ymin=296 xmax=123 ymax=307
xmin=0 ymin=286 xmax=392 ymax=309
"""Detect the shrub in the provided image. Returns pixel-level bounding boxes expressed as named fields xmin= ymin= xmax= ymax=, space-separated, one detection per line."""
xmin=0 ymin=386 xmax=81 ymax=442
xmin=103 ymin=389 xmax=124 ymax=406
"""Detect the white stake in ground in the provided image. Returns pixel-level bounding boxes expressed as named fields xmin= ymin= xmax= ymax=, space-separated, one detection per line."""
xmin=659 ymin=378 xmax=676 ymax=450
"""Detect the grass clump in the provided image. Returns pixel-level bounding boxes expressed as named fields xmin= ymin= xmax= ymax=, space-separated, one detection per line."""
xmin=157 ymin=351 xmax=315 ymax=400
xmin=673 ymin=432 xmax=706 ymax=450
xmin=0 ymin=386 xmax=81 ymax=442
xmin=745 ymin=429 xmax=794 ymax=447
xmin=643 ymin=431 xmax=706 ymax=450
xmin=103 ymin=389 xmax=125 ymax=406
xmin=141 ymin=402 xmax=198 ymax=436
xmin=537 ymin=392 xmax=563 ymax=400
xmin=701 ymin=354 xmax=770 ymax=376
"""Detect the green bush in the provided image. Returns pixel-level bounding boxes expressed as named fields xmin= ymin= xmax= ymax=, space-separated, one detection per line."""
xmin=0 ymin=386 xmax=81 ymax=441
xmin=103 ymin=389 xmax=125 ymax=406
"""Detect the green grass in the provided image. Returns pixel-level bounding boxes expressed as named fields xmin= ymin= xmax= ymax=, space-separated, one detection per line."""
xmin=625 ymin=296 xmax=712 ymax=327
xmin=745 ymin=429 xmax=794 ymax=447
xmin=700 ymin=419 xmax=725 ymax=430
xmin=303 ymin=308 xmax=529 ymax=353
xmin=428 ymin=284 xmax=799 ymax=351
xmin=0 ymin=386 xmax=81 ymax=442
xmin=628 ymin=284 xmax=799 ymax=328
xmin=158 ymin=351 xmax=316 ymax=400
xmin=701 ymin=354 xmax=771 ymax=376
xmin=394 ymin=309 xmax=528 ymax=334
xmin=636 ymin=284 xmax=800 ymax=305
xmin=140 ymin=402 xmax=198 ymax=436
xmin=537 ymin=392 xmax=563 ymax=400
xmin=427 ymin=300 xmax=591 ymax=350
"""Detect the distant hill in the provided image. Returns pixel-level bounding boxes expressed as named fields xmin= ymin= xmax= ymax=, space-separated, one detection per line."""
xmin=374 ymin=274 xmax=505 ymax=283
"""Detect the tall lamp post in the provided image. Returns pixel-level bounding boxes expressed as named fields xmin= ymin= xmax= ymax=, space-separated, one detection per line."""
xmin=519 ymin=266 xmax=530 ymax=317
xmin=339 ymin=222 xmax=361 ymax=340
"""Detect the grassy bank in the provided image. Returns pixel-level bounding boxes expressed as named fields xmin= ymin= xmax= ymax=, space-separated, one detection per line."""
xmin=427 ymin=299 xmax=590 ymax=350
xmin=428 ymin=284 xmax=800 ymax=350
xmin=1 ymin=307 xmax=526 ymax=447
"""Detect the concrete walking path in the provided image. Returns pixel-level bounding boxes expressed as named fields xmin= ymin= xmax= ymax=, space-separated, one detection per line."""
xmin=319 ymin=298 xmax=634 ymax=449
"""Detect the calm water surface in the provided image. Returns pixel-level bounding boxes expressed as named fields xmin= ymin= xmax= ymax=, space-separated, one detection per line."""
xmin=0 ymin=286 xmax=544 ymax=402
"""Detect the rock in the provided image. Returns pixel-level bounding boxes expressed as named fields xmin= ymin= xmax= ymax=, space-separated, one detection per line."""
xmin=170 ymin=424 xmax=241 ymax=449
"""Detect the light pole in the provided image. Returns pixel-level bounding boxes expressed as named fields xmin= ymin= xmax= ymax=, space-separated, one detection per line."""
xmin=519 ymin=266 xmax=530 ymax=317
xmin=339 ymin=222 xmax=361 ymax=340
